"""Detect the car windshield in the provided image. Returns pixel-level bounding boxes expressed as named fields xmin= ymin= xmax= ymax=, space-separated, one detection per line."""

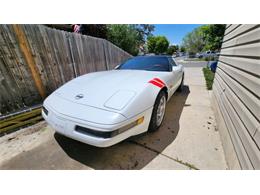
xmin=117 ymin=56 xmax=170 ymax=72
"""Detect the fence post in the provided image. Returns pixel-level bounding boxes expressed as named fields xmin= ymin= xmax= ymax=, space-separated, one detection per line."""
xmin=12 ymin=24 xmax=46 ymax=99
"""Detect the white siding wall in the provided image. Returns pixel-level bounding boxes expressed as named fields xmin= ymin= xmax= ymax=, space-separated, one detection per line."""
xmin=213 ymin=24 xmax=260 ymax=169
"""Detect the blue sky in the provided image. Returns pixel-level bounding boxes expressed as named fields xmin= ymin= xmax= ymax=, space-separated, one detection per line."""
xmin=153 ymin=24 xmax=203 ymax=45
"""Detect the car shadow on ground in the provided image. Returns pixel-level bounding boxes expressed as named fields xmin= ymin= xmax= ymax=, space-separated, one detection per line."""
xmin=55 ymin=85 xmax=190 ymax=170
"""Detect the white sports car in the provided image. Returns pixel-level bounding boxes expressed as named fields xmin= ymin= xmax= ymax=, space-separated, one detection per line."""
xmin=42 ymin=55 xmax=184 ymax=147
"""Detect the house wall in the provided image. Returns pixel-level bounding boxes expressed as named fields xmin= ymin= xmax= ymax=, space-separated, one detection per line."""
xmin=212 ymin=24 xmax=260 ymax=169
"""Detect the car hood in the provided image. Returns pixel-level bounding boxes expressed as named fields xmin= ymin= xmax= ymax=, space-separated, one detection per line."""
xmin=52 ymin=70 xmax=167 ymax=112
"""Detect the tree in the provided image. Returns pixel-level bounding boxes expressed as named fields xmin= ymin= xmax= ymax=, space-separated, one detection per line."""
xmin=203 ymin=24 xmax=226 ymax=51
xmin=182 ymin=24 xmax=225 ymax=54
xmin=182 ymin=28 xmax=205 ymax=54
xmin=133 ymin=24 xmax=155 ymax=53
xmin=167 ymin=45 xmax=179 ymax=55
xmin=107 ymin=25 xmax=139 ymax=56
xmin=78 ymin=25 xmax=108 ymax=39
xmin=107 ymin=24 xmax=155 ymax=56
xmin=147 ymin=36 xmax=169 ymax=54
xmin=133 ymin=24 xmax=155 ymax=45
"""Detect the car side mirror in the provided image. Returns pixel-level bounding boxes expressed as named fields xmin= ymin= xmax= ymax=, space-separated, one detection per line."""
xmin=172 ymin=65 xmax=178 ymax=72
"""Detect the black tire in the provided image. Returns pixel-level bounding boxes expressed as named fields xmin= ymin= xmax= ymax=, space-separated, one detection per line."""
xmin=177 ymin=73 xmax=184 ymax=92
xmin=148 ymin=90 xmax=167 ymax=132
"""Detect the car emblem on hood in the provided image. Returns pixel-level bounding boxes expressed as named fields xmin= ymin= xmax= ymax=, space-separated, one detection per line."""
xmin=75 ymin=94 xmax=84 ymax=100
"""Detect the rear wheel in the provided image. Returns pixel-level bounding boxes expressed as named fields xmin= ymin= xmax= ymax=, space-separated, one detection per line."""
xmin=148 ymin=91 xmax=167 ymax=132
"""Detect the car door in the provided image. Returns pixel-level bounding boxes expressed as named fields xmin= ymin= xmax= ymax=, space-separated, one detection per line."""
xmin=167 ymin=57 xmax=182 ymax=97
xmin=173 ymin=58 xmax=183 ymax=83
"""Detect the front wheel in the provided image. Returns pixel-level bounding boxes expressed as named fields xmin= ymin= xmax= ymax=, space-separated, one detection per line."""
xmin=148 ymin=91 xmax=167 ymax=132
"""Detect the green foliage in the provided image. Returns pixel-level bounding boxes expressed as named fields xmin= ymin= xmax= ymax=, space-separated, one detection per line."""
xmin=78 ymin=25 xmax=108 ymax=39
xmin=180 ymin=46 xmax=186 ymax=52
xmin=182 ymin=27 xmax=205 ymax=54
xmin=132 ymin=24 xmax=155 ymax=45
xmin=167 ymin=45 xmax=179 ymax=55
xmin=147 ymin=36 xmax=169 ymax=54
xmin=107 ymin=25 xmax=139 ymax=55
xmin=107 ymin=24 xmax=155 ymax=56
xmin=182 ymin=24 xmax=225 ymax=54
xmin=204 ymin=56 xmax=216 ymax=61
xmin=203 ymin=67 xmax=215 ymax=90
xmin=203 ymin=24 xmax=226 ymax=51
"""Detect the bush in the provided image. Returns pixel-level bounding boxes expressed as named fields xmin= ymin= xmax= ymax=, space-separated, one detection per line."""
xmin=204 ymin=55 xmax=216 ymax=61
xmin=203 ymin=67 xmax=215 ymax=90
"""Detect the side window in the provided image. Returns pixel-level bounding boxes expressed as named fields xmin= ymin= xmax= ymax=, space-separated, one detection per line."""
xmin=168 ymin=57 xmax=177 ymax=66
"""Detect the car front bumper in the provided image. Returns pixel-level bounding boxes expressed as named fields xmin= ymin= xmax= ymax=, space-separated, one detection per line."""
xmin=42 ymin=105 xmax=152 ymax=147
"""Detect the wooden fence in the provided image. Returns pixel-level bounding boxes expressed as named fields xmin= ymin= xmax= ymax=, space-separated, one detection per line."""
xmin=212 ymin=24 xmax=260 ymax=169
xmin=0 ymin=24 xmax=132 ymax=116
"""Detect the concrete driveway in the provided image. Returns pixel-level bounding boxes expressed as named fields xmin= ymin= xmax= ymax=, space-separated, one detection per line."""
xmin=0 ymin=62 xmax=228 ymax=170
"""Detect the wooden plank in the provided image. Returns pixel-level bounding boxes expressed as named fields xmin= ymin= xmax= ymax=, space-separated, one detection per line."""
xmin=48 ymin=29 xmax=74 ymax=83
xmin=0 ymin=26 xmax=29 ymax=113
xmin=0 ymin=109 xmax=41 ymax=128
xmin=23 ymin=25 xmax=52 ymax=93
xmin=4 ymin=25 xmax=39 ymax=105
xmin=45 ymin=26 xmax=64 ymax=88
xmin=36 ymin=25 xmax=59 ymax=92
xmin=0 ymin=115 xmax=42 ymax=134
xmin=73 ymin=33 xmax=85 ymax=75
xmin=0 ymin=108 xmax=41 ymax=124
xmin=35 ymin=25 xmax=60 ymax=92
xmin=12 ymin=24 xmax=46 ymax=99
xmin=0 ymin=58 xmax=23 ymax=114
xmin=79 ymin=35 xmax=89 ymax=73
xmin=95 ymin=38 xmax=107 ymax=71
xmin=15 ymin=25 xmax=46 ymax=100
xmin=82 ymin=36 xmax=96 ymax=73
xmin=61 ymin=31 xmax=76 ymax=81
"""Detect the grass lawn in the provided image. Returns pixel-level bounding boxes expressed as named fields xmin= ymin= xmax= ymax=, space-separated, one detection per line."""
xmin=202 ymin=67 xmax=215 ymax=90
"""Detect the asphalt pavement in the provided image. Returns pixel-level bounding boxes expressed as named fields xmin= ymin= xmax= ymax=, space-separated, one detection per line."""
xmin=175 ymin=57 xmax=208 ymax=67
